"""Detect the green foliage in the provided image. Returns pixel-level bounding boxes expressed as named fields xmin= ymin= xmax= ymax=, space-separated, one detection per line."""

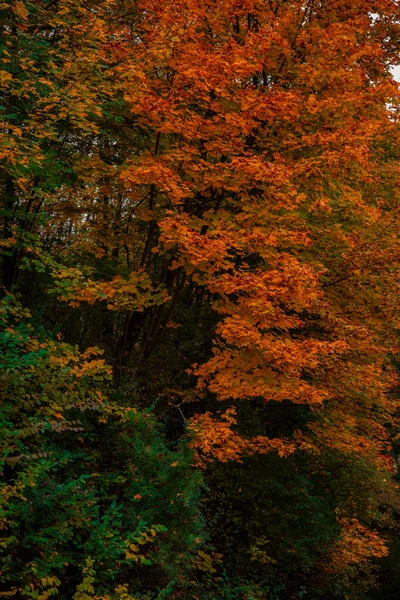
xmin=0 ymin=297 xmax=203 ymax=598
xmin=1 ymin=1 xmax=400 ymax=599
xmin=202 ymin=452 xmax=339 ymax=596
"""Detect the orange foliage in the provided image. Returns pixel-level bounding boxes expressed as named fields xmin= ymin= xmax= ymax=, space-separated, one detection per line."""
xmin=189 ymin=408 xmax=295 ymax=466
xmin=3 ymin=0 xmax=400 ymax=593
xmin=328 ymin=517 xmax=389 ymax=572
xmin=4 ymin=0 xmax=400 ymax=468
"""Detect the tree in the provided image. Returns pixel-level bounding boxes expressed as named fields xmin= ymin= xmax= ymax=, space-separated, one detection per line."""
xmin=1 ymin=1 xmax=400 ymax=598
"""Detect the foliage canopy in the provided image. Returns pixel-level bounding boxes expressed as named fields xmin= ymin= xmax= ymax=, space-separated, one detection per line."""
xmin=1 ymin=0 xmax=400 ymax=598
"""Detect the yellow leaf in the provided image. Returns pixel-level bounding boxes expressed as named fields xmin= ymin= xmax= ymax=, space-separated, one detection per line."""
xmin=129 ymin=543 xmax=139 ymax=552
xmin=0 ymin=71 xmax=13 ymax=84
xmin=14 ymin=1 xmax=28 ymax=20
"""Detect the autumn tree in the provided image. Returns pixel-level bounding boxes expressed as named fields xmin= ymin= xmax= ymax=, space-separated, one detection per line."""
xmin=2 ymin=0 xmax=400 ymax=598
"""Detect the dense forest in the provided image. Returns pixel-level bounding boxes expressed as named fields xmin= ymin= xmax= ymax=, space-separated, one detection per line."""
xmin=1 ymin=1 xmax=400 ymax=598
